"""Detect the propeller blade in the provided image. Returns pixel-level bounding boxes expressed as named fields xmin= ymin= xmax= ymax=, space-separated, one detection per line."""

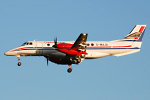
xmin=47 ymin=58 xmax=48 ymax=66
xmin=55 ymin=37 xmax=57 ymax=43
xmin=55 ymin=37 xmax=57 ymax=47
xmin=53 ymin=37 xmax=58 ymax=48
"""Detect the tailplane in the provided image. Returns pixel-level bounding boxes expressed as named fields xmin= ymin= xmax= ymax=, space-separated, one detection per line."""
xmin=114 ymin=25 xmax=146 ymax=57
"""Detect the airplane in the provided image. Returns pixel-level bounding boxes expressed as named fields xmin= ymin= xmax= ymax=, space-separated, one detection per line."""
xmin=4 ymin=25 xmax=146 ymax=73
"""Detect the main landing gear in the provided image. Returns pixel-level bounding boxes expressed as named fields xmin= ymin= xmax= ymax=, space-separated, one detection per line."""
xmin=67 ymin=65 xmax=72 ymax=73
xmin=17 ymin=55 xmax=21 ymax=66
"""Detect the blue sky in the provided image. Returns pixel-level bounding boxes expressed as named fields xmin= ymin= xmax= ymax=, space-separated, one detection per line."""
xmin=1 ymin=0 xmax=150 ymax=100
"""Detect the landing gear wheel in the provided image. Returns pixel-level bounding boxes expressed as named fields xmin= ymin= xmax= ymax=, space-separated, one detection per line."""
xmin=18 ymin=62 xmax=21 ymax=66
xmin=67 ymin=68 xmax=72 ymax=73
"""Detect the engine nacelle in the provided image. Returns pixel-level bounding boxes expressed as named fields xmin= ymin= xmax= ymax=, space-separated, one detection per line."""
xmin=49 ymin=56 xmax=82 ymax=65
xmin=51 ymin=51 xmax=66 ymax=58
xmin=49 ymin=57 xmax=71 ymax=65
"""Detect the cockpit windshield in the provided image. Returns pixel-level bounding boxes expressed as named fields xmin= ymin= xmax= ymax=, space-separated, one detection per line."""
xmin=21 ymin=42 xmax=27 ymax=46
xmin=21 ymin=42 xmax=33 ymax=46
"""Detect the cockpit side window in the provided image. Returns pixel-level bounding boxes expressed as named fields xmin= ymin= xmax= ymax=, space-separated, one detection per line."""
xmin=21 ymin=42 xmax=33 ymax=46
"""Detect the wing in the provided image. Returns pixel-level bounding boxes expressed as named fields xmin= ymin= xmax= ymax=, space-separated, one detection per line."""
xmin=71 ymin=33 xmax=88 ymax=51
xmin=56 ymin=33 xmax=88 ymax=64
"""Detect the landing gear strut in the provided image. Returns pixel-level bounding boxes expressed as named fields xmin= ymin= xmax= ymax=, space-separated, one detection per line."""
xmin=17 ymin=55 xmax=21 ymax=66
xmin=67 ymin=65 xmax=72 ymax=73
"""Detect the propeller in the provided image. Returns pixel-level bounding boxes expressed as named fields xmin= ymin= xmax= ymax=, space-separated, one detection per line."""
xmin=47 ymin=57 xmax=49 ymax=66
xmin=53 ymin=37 xmax=58 ymax=48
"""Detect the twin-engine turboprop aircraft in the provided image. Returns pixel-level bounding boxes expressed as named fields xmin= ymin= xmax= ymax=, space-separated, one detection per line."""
xmin=5 ymin=25 xmax=146 ymax=73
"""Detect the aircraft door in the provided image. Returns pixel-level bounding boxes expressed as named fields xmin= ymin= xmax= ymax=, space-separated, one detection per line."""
xmin=36 ymin=42 xmax=43 ymax=56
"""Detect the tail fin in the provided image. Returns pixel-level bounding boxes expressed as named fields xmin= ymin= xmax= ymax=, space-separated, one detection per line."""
xmin=113 ymin=25 xmax=146 ymax=57
xmin=122 ymin=25 xmax=146 ymax=41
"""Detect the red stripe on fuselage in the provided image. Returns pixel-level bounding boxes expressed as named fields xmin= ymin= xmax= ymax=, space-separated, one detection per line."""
xmin=11 ymin=45 xmax=132 ymax=51
xmin=87 ymin=45 xmax=132 ymax=48
xmin=11 ymin=47 xmax=54 ymax=51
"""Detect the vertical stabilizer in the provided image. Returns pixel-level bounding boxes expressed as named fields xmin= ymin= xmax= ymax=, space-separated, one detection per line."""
xmin=122 ymin=25 xmax=146 ymax=41
xmin=113 ymin=25 xmax=146 ymax=57
xmin=121 ymin=25 xmax=146 ymax=49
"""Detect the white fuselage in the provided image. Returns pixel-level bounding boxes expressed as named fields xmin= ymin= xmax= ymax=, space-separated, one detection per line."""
xmin=5 ymin=40 xmax=141 ymax=59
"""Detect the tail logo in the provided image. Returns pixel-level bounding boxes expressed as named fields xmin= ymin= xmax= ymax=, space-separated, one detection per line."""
xmin=124 ymin=32 xmax=141 ymax=40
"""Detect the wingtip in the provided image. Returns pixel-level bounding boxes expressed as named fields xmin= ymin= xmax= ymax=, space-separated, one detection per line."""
xmin=81 ymin=33 xmax=88 ymax=35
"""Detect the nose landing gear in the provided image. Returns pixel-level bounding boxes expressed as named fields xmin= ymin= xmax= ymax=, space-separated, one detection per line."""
xmin=17 ymin=55 xmax=21 ymax=66
xmin=18 ymin=62 xmax=21 ymax=66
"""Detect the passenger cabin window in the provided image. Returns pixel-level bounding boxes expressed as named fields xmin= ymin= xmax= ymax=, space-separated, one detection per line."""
xmin=87 ymin=43 xmax=90 ymax=46
xmin=30 ymin=42 xmax=32 ymax=45
xmin=91 ymin=43 xmax=94 ymax=46
xmin=47 ymin=44 xmax=50 ymax=46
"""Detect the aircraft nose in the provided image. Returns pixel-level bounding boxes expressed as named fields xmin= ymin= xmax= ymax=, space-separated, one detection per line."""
xmin=4 ymin=51 xmax=9 ymax=55
xmin=5 ymin=48 xmax=18 ymax=56
xmin=4 ymin=51 xmax=12 ymax=56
